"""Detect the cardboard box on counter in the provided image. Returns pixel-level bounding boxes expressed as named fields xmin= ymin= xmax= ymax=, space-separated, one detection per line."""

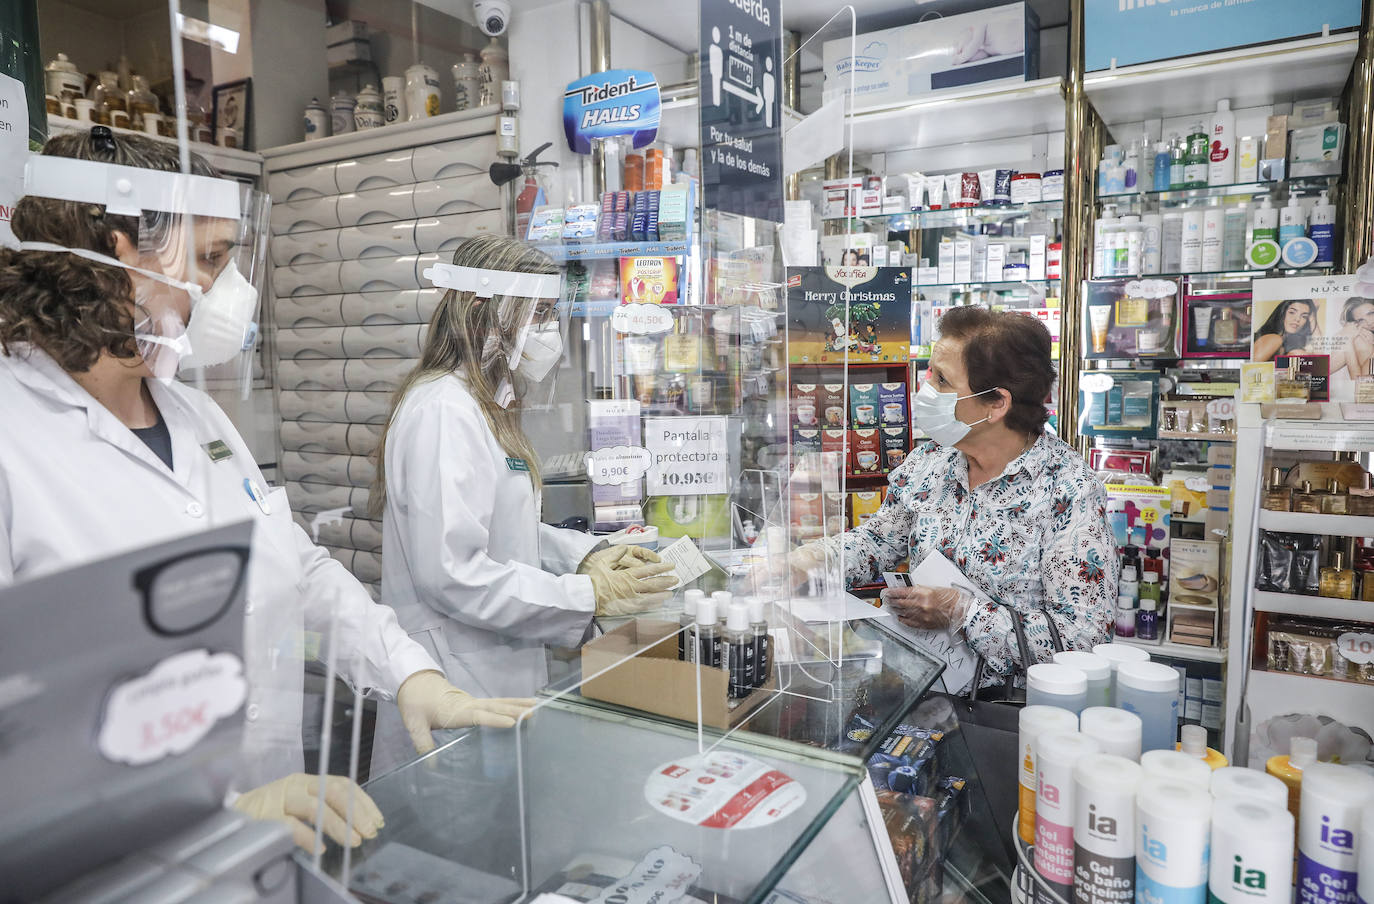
xmin=581 ymin=619 xmax=776 ymax=730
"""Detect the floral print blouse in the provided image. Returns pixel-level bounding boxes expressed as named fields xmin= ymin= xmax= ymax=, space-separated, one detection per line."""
xmin=829 ymin=431 xmax=1117 ymax=685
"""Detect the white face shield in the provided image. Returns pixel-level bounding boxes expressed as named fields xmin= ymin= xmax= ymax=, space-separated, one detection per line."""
xmin=422 ymin=262 xmax=568 ymax=409
xmin=17 ymin=150 xmax=270 ymax=395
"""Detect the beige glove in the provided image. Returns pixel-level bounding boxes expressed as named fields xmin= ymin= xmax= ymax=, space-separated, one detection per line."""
xmin=396 ymin=670 xmax=536 ymax=755
xmin=578 ymin=545 xmax=677 ymax=616
xmin=232 ymin=773 xmax=384 ymax=853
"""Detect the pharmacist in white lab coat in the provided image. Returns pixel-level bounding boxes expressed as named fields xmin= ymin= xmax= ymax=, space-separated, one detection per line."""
xmin=370 ymin=236 xmax=676 ymax=769
xmin=0 ymin=130 xmax=530 ymax=852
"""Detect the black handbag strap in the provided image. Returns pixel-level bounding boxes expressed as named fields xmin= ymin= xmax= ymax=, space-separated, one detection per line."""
xmin=965 ymin=604 xmax=1066 ymax=705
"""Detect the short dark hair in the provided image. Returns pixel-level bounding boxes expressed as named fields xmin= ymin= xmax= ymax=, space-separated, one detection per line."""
xmin=937 ymin=306 xmax=1055 ymax=435
xmin=0 ymin=131 xmax=217 ymax=373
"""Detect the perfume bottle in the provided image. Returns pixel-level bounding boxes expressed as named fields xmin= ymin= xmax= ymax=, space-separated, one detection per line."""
xmin=1213 ymin=308 xmax=1239 ymax=347
xmin=1276 ymin=361 xmax=1311 ymax=402
xmin=1361 ymin=568 xmax=1374 ymax=602
xmin=1262 ymin=466 xmax=1292 ymax=512
xmin=1135 ymin=595 xmax=1160 ymax=640
xmin=1357 ymin=359 xmax=1374 ymax=405
xmin=1321 ymin=478 xmax=1349 ymax=515
xmin=1292 ymin=480 xmax=1322 ymax=514
xmin=1349 ymin=472 xmax=1374 ymax=516
xmin=1319 ymin=550 xmax=1355 ymax=600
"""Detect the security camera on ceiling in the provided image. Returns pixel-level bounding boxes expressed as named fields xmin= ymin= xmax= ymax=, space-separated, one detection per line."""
xmin=474 ymin=0 xmax=511 ymax=37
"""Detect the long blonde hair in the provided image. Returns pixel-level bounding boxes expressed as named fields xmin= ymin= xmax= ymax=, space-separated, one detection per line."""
xmin=369 ymin=235 xmax=558 ymax=517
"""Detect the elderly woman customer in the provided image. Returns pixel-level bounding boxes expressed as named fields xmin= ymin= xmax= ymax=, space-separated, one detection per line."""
xmin=794 ymin=307 xmax=1117 ymax=686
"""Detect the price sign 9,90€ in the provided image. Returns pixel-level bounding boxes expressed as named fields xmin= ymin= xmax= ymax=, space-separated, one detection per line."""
xmin=644 ymin=416 xmax=729 ymax=496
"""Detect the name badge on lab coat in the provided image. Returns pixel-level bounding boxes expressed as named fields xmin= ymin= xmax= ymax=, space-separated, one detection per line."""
xmin=506 ymin=457 xmax=530 ymax=472
xmin=203 ymin=440 xmax=234 ymax=462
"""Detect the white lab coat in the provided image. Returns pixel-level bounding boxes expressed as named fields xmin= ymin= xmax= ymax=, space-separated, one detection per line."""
xmin=380 ymin=373 xmax=599 ymax=699
xmin=0 ymin=346 xmax=438 ymax=791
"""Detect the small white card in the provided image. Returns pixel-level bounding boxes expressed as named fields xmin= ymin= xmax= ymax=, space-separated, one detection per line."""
xmin=658 ymin=535 xmax=712 ymax=590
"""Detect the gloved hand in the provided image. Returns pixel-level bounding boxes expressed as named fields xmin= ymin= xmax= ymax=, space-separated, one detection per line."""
xmin=396 ymin=670 xmax=536 ymax=755
xmin=879 ymin=585 xmax=973 ymax=631
xmin=743 ymin=540 xmax=831 ymax=593
xmin=232 ymin=773 xmax=384 ymax=853
xmin=579 ymin=546 xmax=677 ymax=616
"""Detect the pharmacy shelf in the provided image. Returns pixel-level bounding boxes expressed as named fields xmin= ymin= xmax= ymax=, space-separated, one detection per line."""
xmin=1092 ymin=267 xmax=1333 ymax=282
xmin=917 ymin=278 xmax=1059 ymax=291
xmin=261 ymin=104 xmax=500 ymax=166
xmin=1099 ymin=176 xmax=1340 ymax=205
xmin=846 ymin=77 xmax=1066 ymax=154
xmin=822 ymin=199 xmax=1064 ymax=227
xmin=1084 ymin=32 xmax=1360 ymax=126
xmin=1114 ymin=636 xmax=1226 ymax=663
xmin=537 ymin=240 xmax=690 ymax=262
xmin=1256 ymin=510 xmax=1374 ymax=537
xmin=47 ymin=113 xmax=263 ymax=179
xmin=1253 ymin=590 xmax=1374 ymax=622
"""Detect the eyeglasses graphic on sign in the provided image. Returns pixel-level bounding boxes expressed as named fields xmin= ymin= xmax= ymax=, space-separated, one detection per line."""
xmin=134 ymin=545 xmax=249 ymax=637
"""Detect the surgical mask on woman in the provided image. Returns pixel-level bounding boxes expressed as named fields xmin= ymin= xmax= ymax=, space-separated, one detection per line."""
xmin=17 ymin=241 xmax=257 ymax=377
xmin=515 ymin=321 xmax=563 ymax=381
xmin=911 ymin=381 xmax=1001 ymax=447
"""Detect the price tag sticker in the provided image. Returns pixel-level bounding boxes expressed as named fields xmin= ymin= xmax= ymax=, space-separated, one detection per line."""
xmin=1337 ymin=633 xmax=1374 ymax=666
xmin=611 ymin=303 xmax=675 ymax=336
xmin=585 ymin=445 xmax=652 ymax=485
xmin=1205 ymin=398 xmax=1236 ymax=421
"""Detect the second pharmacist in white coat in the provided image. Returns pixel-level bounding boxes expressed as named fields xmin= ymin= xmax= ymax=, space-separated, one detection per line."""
xmin=371 ymin=237 xmax=675 ymax=734
xmin=0 ymin=131 xmax=531 ymax=851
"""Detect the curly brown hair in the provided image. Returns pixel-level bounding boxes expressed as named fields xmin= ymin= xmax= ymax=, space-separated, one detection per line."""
xmin=0 ymin=131 xmax=217 ymax=373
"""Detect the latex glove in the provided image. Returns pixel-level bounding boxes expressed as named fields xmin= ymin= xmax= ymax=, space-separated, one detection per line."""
xmin=743 ymin=541 xmax=831 ymax=593
xmin=232 ymin=773 xmax=384 ymax=853
xmin=879 ymin=585 xmax=973 ymax=631
xmin=396 ymin=670 xmax=535 ymax=755
xmin=579 ymin=546 xmax=677 ymax=616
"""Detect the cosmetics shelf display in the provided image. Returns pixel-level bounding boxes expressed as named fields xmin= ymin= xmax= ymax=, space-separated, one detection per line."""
xmin=1227 ymin=406 xmax=1374 ymax=769
xmin=1114 ymin=636 xmax=1228 ymax=664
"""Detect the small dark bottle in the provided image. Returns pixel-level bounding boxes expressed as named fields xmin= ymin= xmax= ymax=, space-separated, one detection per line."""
xmin=748 ymin=598 xmax=770 ymax=688
xmin=679 ymin=589 xmax=703 ymax=662
xmin=695 ymin=597 xmax=723 ymax=668
xmin=724 ymin=602 xmax=755 ymax=699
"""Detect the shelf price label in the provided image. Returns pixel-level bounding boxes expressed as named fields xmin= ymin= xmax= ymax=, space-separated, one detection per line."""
xmin=645 ymin=416 xmax=729 ymax=496
xmin=585 ymin=445 xmax=652 ymax=486
xmin=1205 ymin=398 xmax=1235 ymax=421
xmin=1337 ymin=632 xmax=1374 ymax=666
xmin=611 ymin=302 xmax=675 ymax=335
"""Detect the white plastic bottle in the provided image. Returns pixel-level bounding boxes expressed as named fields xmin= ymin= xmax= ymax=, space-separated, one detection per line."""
xmin=1017 ymin=706 xmax=1080 ymax=845
xmin=1095 ymin=214 xmax=1117 ymax=277
xmin=1181 ymin=207 xmax=1205 ymax=272
xmin=1202 ymin=199 xmax=1225 ymax=271
xmin=1251 ymin=196 xmax=1279 ymax=243
xmin=1080 ymin=706 xmax=1143 ymax=761
xmin=1210 ymin=767 xmax=1288 ymax=810
xmin=1035 ymin=731 xmax=1103 ymax=897
xmin=1141 ymin=213 xmax=1163 ymax=274
xmin=1310 ymin=191 xmax=1336 ymax=267
xmin=1297 ymin=764 xmax=1374 ymax=903
xmin=1223 ymin=206 xmax=1249 ymax=270
xmin=1209 ymin=797 xmax=1294 ymax=904
xmin=1136 ymin=780 xmax=1212 ymax=903
xmin=1161 ymin=212 xmax=1184 ymax=273
xmin=1073 ymin=754 xmax=1144 ymax=904
xmin=1209 ymin=98 xmax=1236 ymax=186
xmin=1279 ymin=195 xmax=1307 ymax=249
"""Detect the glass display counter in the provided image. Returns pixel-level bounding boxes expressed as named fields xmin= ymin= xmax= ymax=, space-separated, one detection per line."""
xmin=332 ymin=614 xmax=1012 ymax=904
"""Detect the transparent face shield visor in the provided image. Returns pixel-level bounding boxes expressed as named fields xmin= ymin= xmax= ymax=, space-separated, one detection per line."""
xmin=422 ymin=261 xmax=569 ymax=410
xmin=19 ymin=153 xmax=270 ymax=397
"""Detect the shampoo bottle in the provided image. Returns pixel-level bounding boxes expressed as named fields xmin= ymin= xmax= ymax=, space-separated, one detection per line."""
xmin=1297 ymin=764 xmax=1374 ymax=901
xmin=1279 ymin=195 xmax=1306 ymax=249
xmin=1202 ymin=198 xmax=1225 ymax=271
xmin=1153 ymin=140 xmax=1172 ymax=192
xmin=1310 ymin=191 xmax=1336 ymax=267
xmin=1184 ymin=123 xmax=1210 ymax=188
xmin=1209 ymin=98 xmax=1235 ymax=186
xmin=1176 ymin=723 xmax=1228 ymax=769
xmin=1266 ymin=735 xmax=1317 ymax=828
xmin=1169 ymin=134 xmax=1187 ymax=189
xmin=1181 ymin=208 xmax=1205 ymax=272
xmin=1252 ymin=196 xmax=1279 ymax=243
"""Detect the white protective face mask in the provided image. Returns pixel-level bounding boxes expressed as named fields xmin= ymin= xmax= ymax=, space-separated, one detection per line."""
xmin=133 ymin=308 xmax=193 ymax=381
xmin=912 ymin=381 xmax=999 ymax=448
xmin=516 ymin=321 xmax=563 ymax=382
xmin=177 ymin=259 xmax=259 ymax=371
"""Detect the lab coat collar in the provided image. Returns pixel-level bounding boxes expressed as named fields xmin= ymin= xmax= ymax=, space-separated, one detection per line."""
xmin=4 ymin=344 xmax=207 ymax=488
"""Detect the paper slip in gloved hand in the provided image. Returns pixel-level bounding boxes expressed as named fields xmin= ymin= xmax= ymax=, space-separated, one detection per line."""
xmin=879 ymin=552 xmax=987 ymax=694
